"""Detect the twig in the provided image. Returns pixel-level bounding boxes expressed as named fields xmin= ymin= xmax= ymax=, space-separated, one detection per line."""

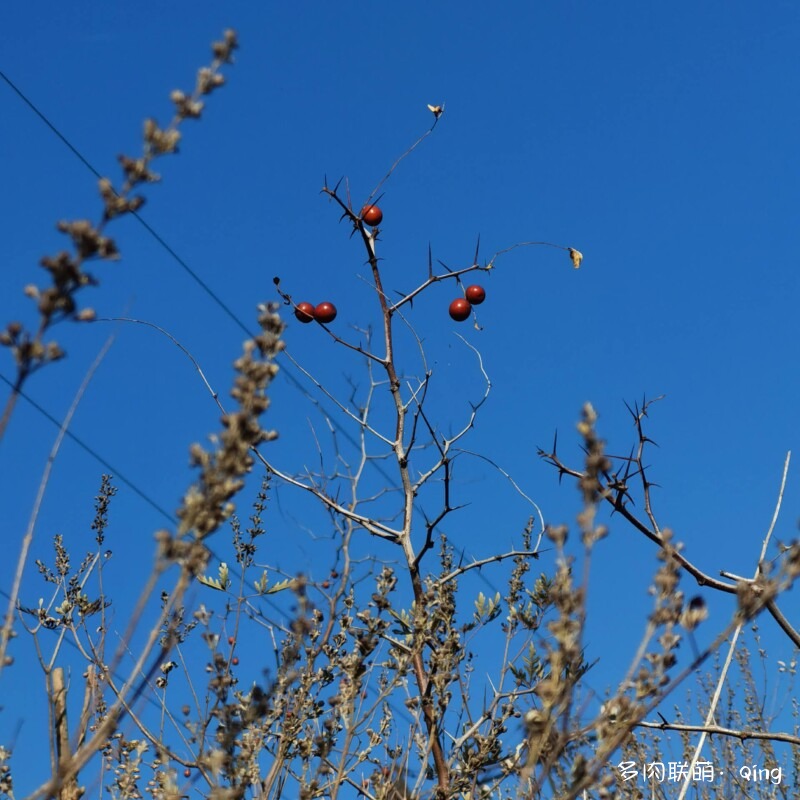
xmin=676 ymin=450 xmax=791 ymax=800
xmin=0 ymin=333 xmax=115 ymax=675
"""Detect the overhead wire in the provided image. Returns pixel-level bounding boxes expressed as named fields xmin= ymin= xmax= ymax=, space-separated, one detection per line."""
xmin=0 ymin=371 xmax=176 ymax=524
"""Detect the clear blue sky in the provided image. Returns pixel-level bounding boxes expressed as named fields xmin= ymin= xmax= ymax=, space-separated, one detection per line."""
xmin=2 ymin=2 xmax=799 ymax=794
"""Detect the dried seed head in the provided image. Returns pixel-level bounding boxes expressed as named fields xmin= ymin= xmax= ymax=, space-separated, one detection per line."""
xmin=427 ymin=103 xmax=444 ymax=119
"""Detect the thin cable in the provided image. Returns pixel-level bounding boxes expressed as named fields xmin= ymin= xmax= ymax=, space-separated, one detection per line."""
xmin=0 ymin=371 xmax=176 ymax=524
xmin=0 ymin=68 xmax=104 ymax=181
xmin=130 ymin=211 xmax=254 ymax=340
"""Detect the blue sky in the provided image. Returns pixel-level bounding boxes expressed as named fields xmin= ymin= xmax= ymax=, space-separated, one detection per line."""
xmin=2 ymin=2 xmax=800 ymax=794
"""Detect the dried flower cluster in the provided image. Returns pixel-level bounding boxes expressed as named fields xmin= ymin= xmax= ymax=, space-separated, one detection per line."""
xmin=176 ymin=305 xmax=284 ymax=542
xmin=0 ymin=29 xmax=238 ymax=440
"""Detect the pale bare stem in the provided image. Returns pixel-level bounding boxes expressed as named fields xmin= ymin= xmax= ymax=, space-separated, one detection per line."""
xmin=393 ymin=307 xmax=431 ymax=390
xmin=103 ymin=639 xmax=196 ymax=765
xmin=0 ymin=333 xmax=115 ymax=675
xmin=367 ymin=117 xmax=441 ymax=204
xmin=409 ymin=413 xmax=447 ymax=495
xmin=757 ymin=450 xmax=791 ymax=564
xmin=326 ymin=190 xmax=423 ymax=550
xmin=327 ymin=760 xmax=374 ymax=800
xmin=409 ymin=335 xmax=491 ymax=496
xmin=350 ymin=352 xmax=387 ymax=499
xmin=289 ymin=327 xmax=389 ymax=444
xmin=326 ymin=670 xmax=379 ymax=799
xmin=408 ymin=412 xmax=454 ymax=565
xmin=406 ymin=347 xmax=492 ymax=560
xmin=94 ymin=316 xmax=395 ymax=556
xmin=94 ymin=317 xmax=221 ymax=401
xmin=18 ymin=590 xmax=71 ymax=673
xmin=620 ymin=621 xmax=659 ymax=697
xmin=449 ymin=612 xmax=541 ymax=759
xmin=488 ymin=240 xmax=576 ymax=263
xmin=295 ymin=323 xmax=388 ymax=364
xmin=75 ymin=665 xmax=98 ymax=752
xmin=403 ymin=376 xmax=429 ymax=429
xmin=445 ymin=333 xmax=491 ymax=441
xmin=454 ymin=450 xmax=546 ymax=547
xmin=263 ymin=461 xmax=401 ymax=540
xmin=389 ymin=263 xmax=488 ymax=313
xmin=307 ymin=416 xmax=329 ymax=476
xmin=435 ymin=549 xmax=542 ymax=586
xmin=98 ymin=671 xmax=186 ymax=765
xmin=636 ymin=719 xmax=800 ymax=747
xmin=676 ymin=450 xmax=791 ymax=800
xmin=281 ymin=347 xmax=393 ymax=445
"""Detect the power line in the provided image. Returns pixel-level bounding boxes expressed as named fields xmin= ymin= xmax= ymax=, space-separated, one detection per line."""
xmin=0 ymin=371 xmax=176 ymax=524
xmin=0 ymin=68 xmax=104 ymax=181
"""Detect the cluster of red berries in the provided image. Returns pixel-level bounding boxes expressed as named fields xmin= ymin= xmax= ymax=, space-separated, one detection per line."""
xmin=294 ymin=204 xmax=487 ymax=326
xmin=449 ymin=284 xmax=486 ymax=321
xmin=294 ymin=301 xmax=337 ymax=324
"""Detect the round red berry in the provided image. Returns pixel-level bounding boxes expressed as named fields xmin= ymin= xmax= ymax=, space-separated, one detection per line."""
xmin=315 ymin=302 xmax=337 ymax=324
xmin=449 ymin=298 xmax=471 ymax=321
xmin=294 ymin=302 xmax=315 ymax=323
xmin=465 ymin=285 xmax=486 ymax=305
xmin=361 ymin=205 xmax=383 ymax=226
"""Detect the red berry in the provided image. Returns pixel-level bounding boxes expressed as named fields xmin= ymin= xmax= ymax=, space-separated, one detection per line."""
xmin=294 ymin=302 xmax=315 ymax=323
xmin=465 ymin=285 xmax=486 ymax=305
xmin=361 ymin=204 xmax=383 ymax=226
xmin=227 ymin=636 xmax=235 ymax=646
xmin=183 ymin=769 xmax=191 ymax=778
xmin=449 ymin=298 xmax=471 ymax=321
xmin=315 ymin=302 xmax=337 ymax=324
xmin=232 ymin=656 xmax=239 ymax=666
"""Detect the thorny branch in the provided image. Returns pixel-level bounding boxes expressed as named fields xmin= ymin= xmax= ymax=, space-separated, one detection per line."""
xmin=538 ymin=396 xmax=800 ymax=649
